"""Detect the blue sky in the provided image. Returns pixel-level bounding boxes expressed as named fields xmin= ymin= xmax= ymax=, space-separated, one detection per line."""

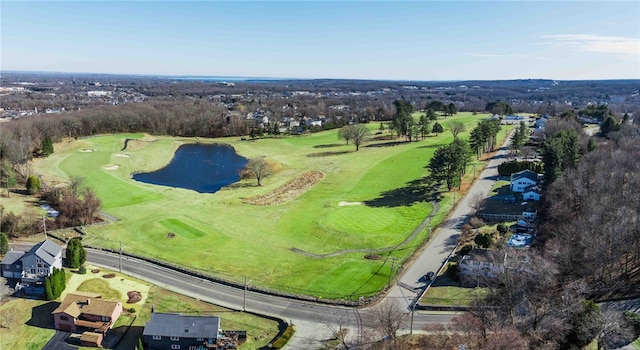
xmin=2 ymin=1 xmax=639 ymax=80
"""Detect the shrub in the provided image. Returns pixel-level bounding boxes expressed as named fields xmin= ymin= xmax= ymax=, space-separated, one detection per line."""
xmin=624 ymin=311 xmax=640 ymax=334
xmin=26 ymin=175 xmax=41 ymax=194
xmin=474 ymin=233 xmax=494 ymax=248
xmin=496 ymin=223 xmax=508 ymax=234
xmin=469 ymin=217 xmax=485 ymax=229
xmin=446 ymin=263 xmax=460 ymax=281
xmin=271 ymin=325 xmax=296 ymax=349
xmin=129 ymin=307 xmax=136 ymax=313
xmin=0 ymin=233 xmax=8 ymax=255
xmin=77 ymin=266 xmax=86 ymax=274
xmin=458 ymin=244 xmax=473 ymax=256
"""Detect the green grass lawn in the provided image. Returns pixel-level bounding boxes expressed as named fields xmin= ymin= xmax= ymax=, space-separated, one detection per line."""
xmin=420 ymin=286 xmax=488 ymax=306
xmin=30 ymin=113 xmax=511 ymax=298
xmin=76 ymin=278 xmax=122 ymax=300
xmin=633 ymin=336 xmax=640 ymax=349
xmin=115 ymin=286 xmax=278 ymax=350
xmin=0 ymin=299 xmax=56 ymax=350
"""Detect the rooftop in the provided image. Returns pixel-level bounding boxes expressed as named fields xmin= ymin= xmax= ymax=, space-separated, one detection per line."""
xmin=143 ymin=312 xmax=221 ymax=339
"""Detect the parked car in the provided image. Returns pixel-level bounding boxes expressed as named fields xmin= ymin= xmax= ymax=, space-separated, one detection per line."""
xmin=424 ymin=271 xmax=435 ymax=281
xmin=503 ymin=196 xmax=516 ymax=203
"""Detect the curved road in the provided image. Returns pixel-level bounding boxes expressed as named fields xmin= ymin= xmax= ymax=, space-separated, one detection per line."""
xmin=86 ymin=249 xmax=454 ymax=348
xmin=12 ymin=132 xmax=512 ymax=349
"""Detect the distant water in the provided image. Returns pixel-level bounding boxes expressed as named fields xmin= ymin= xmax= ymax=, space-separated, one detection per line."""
xmin=133 ymin=144 xmax=248 ymax=194
xmin=166 ymin=75 xmax=288 ymax=82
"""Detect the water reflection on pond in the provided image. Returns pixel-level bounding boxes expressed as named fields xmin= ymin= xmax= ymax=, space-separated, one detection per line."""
xmin=133 ymin=144 xmax=248 ymax=193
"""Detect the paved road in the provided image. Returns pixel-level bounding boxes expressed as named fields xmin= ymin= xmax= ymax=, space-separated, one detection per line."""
xmin=383 ymin=138 xmax=512 ymax=310
xmin=85 ymin=249 xmax=454 ymax=348
xmin=10 ymin=135 xmax=512 ymax=349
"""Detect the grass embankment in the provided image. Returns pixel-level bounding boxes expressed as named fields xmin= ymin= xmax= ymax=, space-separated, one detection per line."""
xmin=29 ymin=113 xmax=511 ymax=298
xmin=0 ymin=265 xmax=278 ymax=350
xmin=420 ymin=286 xmax=489 ymax=306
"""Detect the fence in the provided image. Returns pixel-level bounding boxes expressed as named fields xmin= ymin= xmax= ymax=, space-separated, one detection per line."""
xmin=477 ymin=213 xmax=520 ymax=221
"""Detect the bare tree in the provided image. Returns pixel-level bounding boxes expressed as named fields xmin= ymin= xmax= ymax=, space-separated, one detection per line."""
xmin=0 ymin=277 xmax=14 ymax=302
xmin=448 ymin=120 xmax=466 ymax=139
xmin=470 ymin=193 xmax=485 ymax=215
xmin=351 ymin=124 xmax=371 ymax=151
xmin=244 ymin=156 xmax=274 ymax=186
xmin=365 ymin=300 xmax=407 ymax=344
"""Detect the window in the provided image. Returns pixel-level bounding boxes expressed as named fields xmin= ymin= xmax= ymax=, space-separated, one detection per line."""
xmin=60 ymin=316 xmax=69 ymax=321
xmin=152 ymin=335 xmax=161 ymax=340
xmin=197 ymin=337 xmax=204 ymax=341
xmin=170 ymin=336 xmax=179 ymax=341
xmin=171 ymin=345 xmax=180 ymax=350
xmin=101 ymin=316 xmax=110 ymax=322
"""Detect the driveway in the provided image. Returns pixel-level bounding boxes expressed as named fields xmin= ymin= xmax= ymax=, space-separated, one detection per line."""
xmin=42 ymin=330 xmax=74 ymax=350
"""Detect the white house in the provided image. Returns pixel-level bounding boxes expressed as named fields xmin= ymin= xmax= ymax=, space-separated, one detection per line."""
xmin=522 ymin=208 xmax=537 ymax=220
xmin=459 ymin=249 xmax=529 ymax=286
xmin=522 ymin=185 xmax=541 ymax=201
xmin=459 ymin=250 xmax=505 ymax=284
xmin=510 ymin=169 xmax=541 ymax=193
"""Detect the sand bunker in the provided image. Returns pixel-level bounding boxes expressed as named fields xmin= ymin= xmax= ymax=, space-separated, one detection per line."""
xmin=114 ymin=153 xmax=131 ymax=158
xmin=338 ymin=201 xmax=363 ymax=207
xmin=79 ymin=149 xmax=95 ymax=152
xmin=104 ymin=164 xmax=120 ymax=170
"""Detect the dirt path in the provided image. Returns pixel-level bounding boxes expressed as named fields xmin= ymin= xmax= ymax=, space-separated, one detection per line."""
xmin=290 ymin=200 xmax=439 ymax=258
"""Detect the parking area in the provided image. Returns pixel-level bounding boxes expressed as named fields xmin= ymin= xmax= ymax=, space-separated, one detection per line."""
xmin=42 ymin=331 xmax=75 ymax=350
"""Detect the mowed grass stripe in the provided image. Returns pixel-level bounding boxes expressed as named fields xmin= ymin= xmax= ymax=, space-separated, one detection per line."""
xmin=33 ymin=113 xmax=501 ymax=297
xmin=159 ymin=218 xmax=207 ymax=238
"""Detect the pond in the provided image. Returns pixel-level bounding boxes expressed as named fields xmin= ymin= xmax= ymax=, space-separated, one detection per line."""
xmin=132 ymin=143 xmax=248 ymax=193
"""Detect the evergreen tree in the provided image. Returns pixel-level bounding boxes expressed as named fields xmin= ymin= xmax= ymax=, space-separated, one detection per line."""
xmin=428 ymin=139 xmax=471 ymax=191
xmin=392 ymin=99 xmax=414 ymax=140
xmin=42 ymin=136 xmax=54 ymax=156
xmin=600 ymin=115 xmax=620 ymax=137
xmin=587 ymin=137 xmax=597 ymax=152
xmin=542 ymin=129 xmax=580 ymax=184
xmin=0 ymin=233 xmax=8 ymax=255
xmin=26 ymin=175 xmax=41 ymax=194
xmin=432 ymin=122 xmax=444 ymax=135
xmin=426 ymin=108 xmax=437 ymax=122
xmin=44 ymin=277 xmax=54 ymax=300
xmin=66 ymin=238 xmax=86 ymax=268
xmin=0 ymin=160 xmax=17 ymax=197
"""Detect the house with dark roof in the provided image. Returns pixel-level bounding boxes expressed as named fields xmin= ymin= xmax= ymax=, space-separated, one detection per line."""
xmin=510 ymin=169 xmax=541 ymax=193
xmin=143 ymin=313 xmax=221 ymax=350
xmin=0 ymin=239 xmax=63 ymax=283
xmin=522 ymin=185 xmax=541 ymax=201
xmin=52 ymin=292 xmax=123 ymax=346
xmin=0 ymin=250 xmax=25 ymax=279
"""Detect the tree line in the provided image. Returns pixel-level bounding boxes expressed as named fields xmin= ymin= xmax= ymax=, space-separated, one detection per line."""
xmin=453 ymin=120 xmax=640 ymax=349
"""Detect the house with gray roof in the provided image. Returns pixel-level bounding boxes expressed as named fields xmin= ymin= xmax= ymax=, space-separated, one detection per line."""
xmin=142 ymin=312 xmax=221 ymax=350
xmin=510 ymin=169 xmax=541 ymax=193
xmin=0 ymin=250 xmax=26 ymax=279
xmin=0 ymin=239 xmax=63 ymax=283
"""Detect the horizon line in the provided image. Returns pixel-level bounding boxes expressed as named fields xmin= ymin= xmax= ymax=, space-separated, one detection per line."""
xmin=1 ymin=70 xmax=639 ymax=83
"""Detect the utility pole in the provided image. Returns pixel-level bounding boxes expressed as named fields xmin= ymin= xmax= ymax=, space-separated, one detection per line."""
xmin=388 ymin=257 xmax=398 ymax=289
xmin=243 ymin=276 xmax=251 ymax=311
xmin=409 ymin=299 xmax=416 ymax=335
xmin=119 ymin=241 xmax=122 ymax=273
xmin=42 ymin=215 xmax=47 ymax=240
